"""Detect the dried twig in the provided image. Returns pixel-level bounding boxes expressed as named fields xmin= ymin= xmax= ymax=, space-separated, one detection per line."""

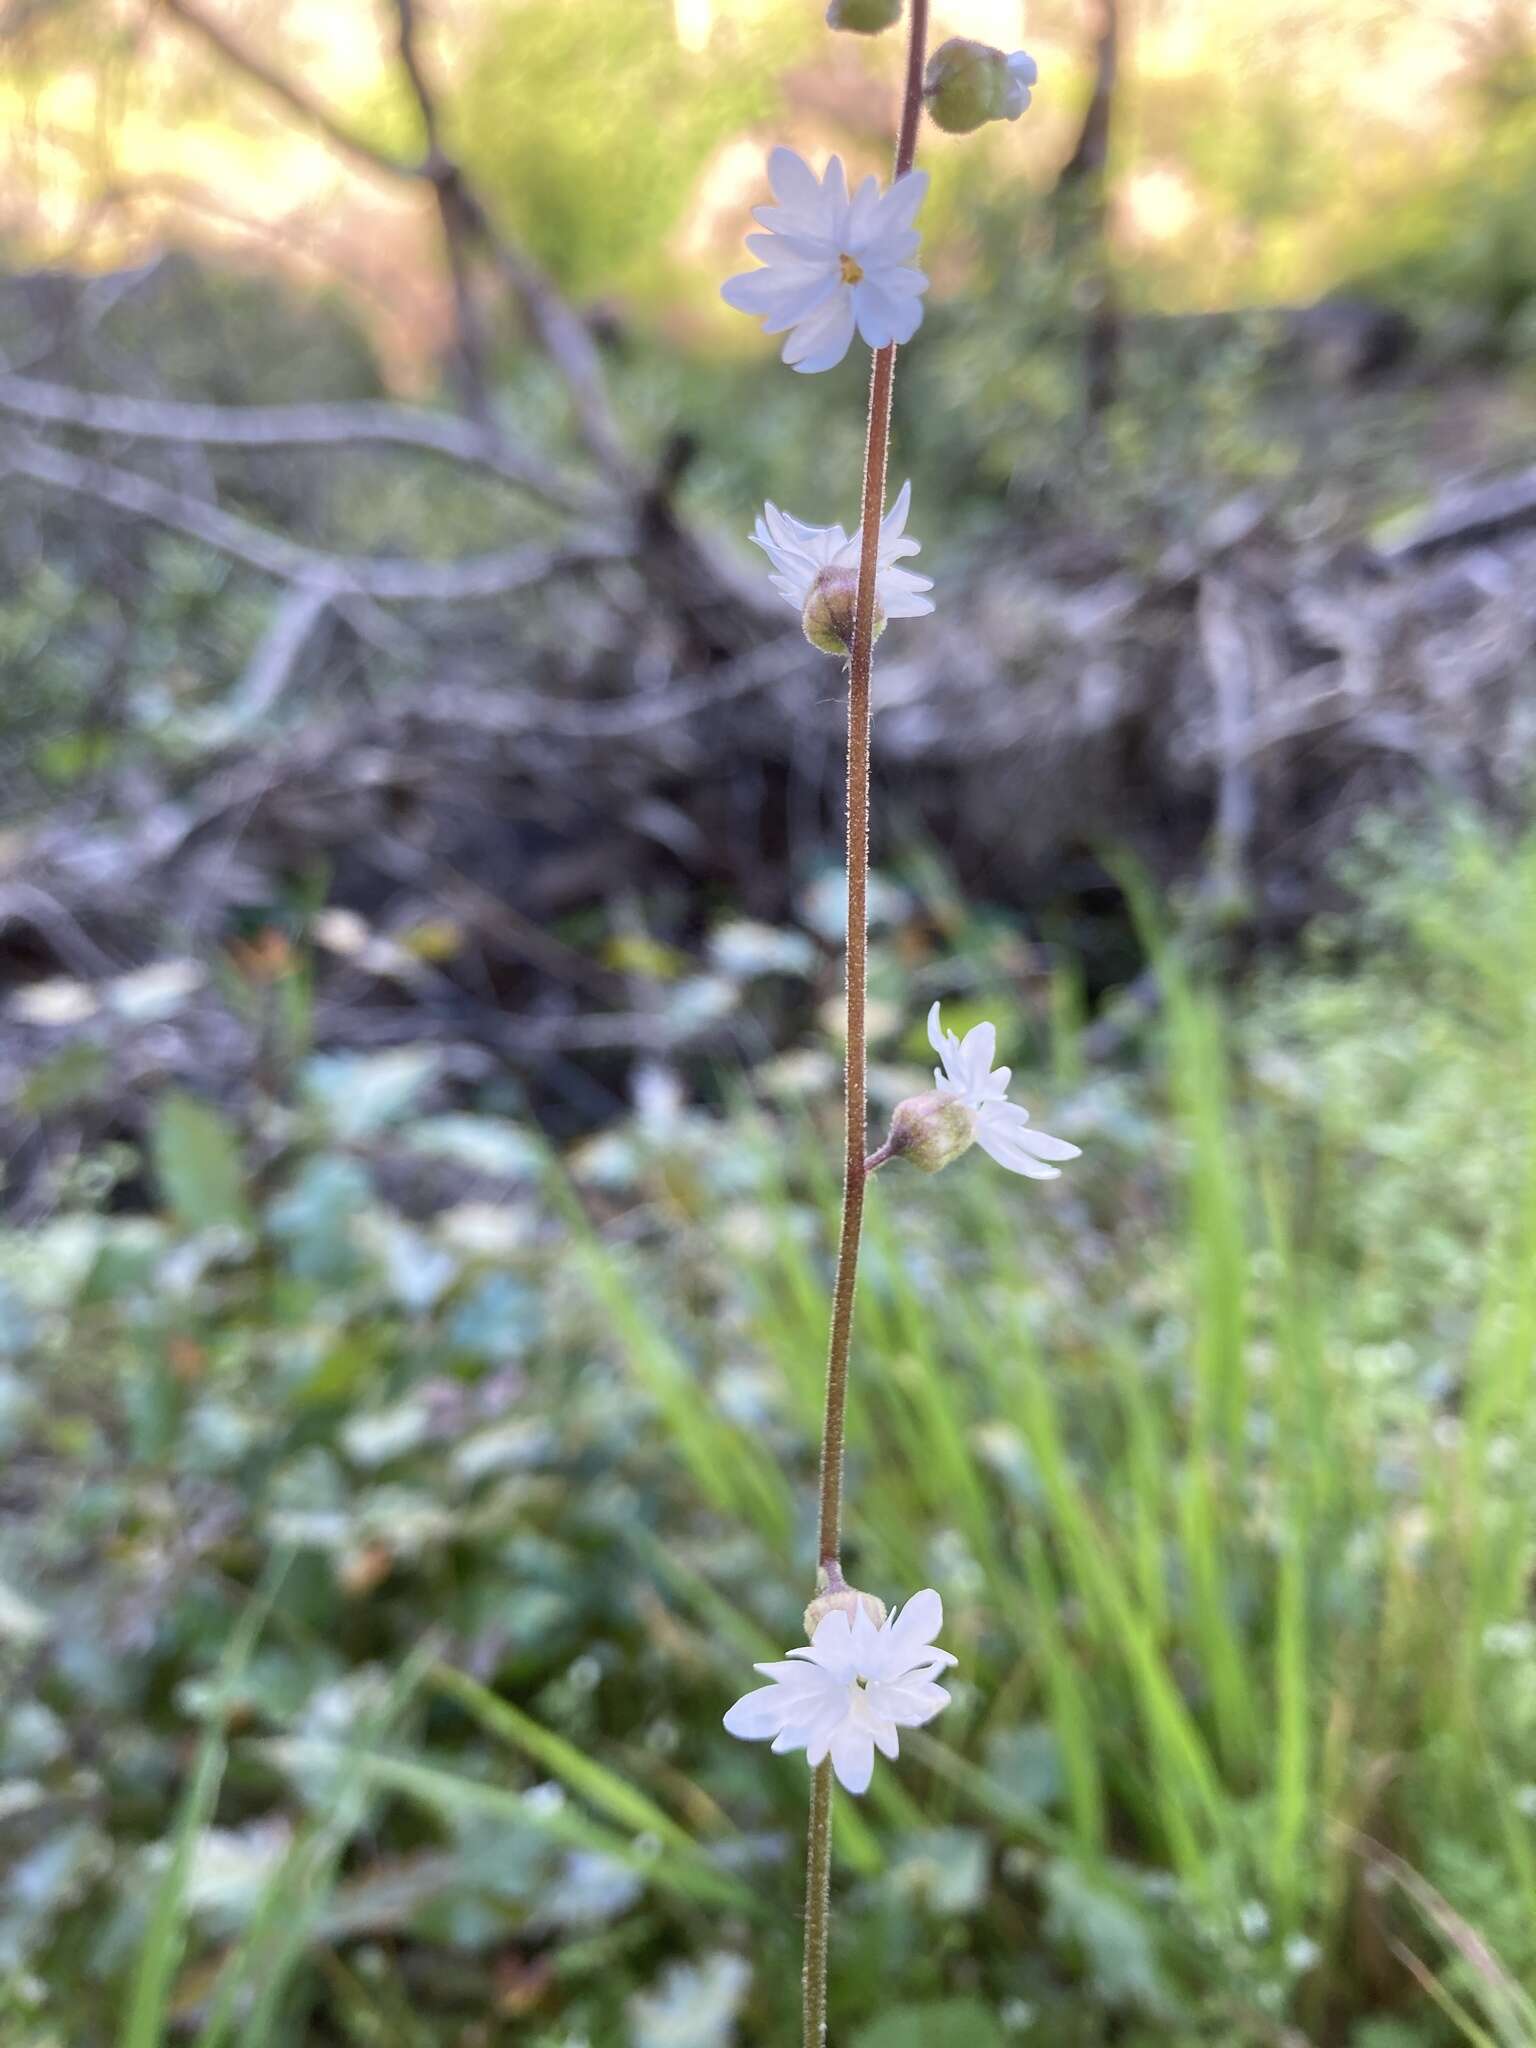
xmin=225 ymin=582 xmax=337 ymax=727
xmin=1375 ymin=464 xmax=1536 ymax=561
xmin=0 ymin=367 xmax=603 ymax=515
xmin=1198 ymin=571 xmax=1263 ymax=900
xmin=2 ymin=427 xmax=624 ymax=600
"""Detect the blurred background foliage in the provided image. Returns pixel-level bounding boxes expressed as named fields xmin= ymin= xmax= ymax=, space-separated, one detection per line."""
xmin=7 ymin=1 xmax=1536 ymax=358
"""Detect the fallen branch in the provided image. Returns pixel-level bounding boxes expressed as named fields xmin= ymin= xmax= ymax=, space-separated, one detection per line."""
xmin=225 ymin=582 xmax=337 ymax=727
xmin=2 ymin=427 xmax=624 ymax=601
xmin=1375 ymin=465 xmax=1536 ymax=561
xmin=0 ymin=368 xmax=603 ymax=515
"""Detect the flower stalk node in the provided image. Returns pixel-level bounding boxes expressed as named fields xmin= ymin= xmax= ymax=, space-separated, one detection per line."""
xmin=803 ymin=1584 xmax=888 ymax=1637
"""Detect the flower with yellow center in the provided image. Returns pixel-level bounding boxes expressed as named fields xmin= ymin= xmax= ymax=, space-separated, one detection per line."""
xmin=721 ymin=147 xmax=930 ymax=374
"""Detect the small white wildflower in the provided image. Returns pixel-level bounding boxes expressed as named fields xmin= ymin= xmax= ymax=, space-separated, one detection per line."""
xmin=926 ymin=1001 xmax=1081 ymax=1179
xmin=752 ymin=481 xmax=934 ymax=654
xmin=723 ymin=1587 xmax=955 ymax=1794
xmin=722 ymin=146 xmax=929 ymax=373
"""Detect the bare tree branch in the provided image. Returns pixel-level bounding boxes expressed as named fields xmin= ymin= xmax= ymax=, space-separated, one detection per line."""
xmin=1054 ymin=0 xmax=1122 ymax=414
xmin=157 ymin=0 xmax=411 ymax=181
xmin=0 ymin=366 xmax=602 ymax=514
xmin=225 ymin=582 xmax=337 ymax=727
xmin=1375 ymin=465 xmax=1536 ymax=561
xmin=2 ymin=427 xmax=624 ymax=601
xmin=154 ymin=0 xmax=635 ymax=483
xmin=426 ymin=634 xmax=810 ymax=742
xmin=387 ymin=0 xmax=491 ymax=419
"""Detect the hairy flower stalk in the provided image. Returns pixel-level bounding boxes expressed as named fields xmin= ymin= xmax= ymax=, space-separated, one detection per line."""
xmin=804 ymin=3 xmax=929 ymax=2040
xmin=718 ymin=4 xmax=1057 ymax=2028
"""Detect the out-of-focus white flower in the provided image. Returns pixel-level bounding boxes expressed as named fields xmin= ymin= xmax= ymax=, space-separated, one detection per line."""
xmin=928 ymin=1001 xmax=1081 ymax=1179
xmin=1002 ymin=51 xmax=1039 ymax=119
xmin=723 ymin=1588 xmax=955 ymax=1794
xmin=721 ymin=146 xmax=929 ymax=373
xmin=752 ymin=481 xmax=933 ymax=653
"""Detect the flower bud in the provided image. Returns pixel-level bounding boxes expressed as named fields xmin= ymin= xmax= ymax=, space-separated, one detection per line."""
xmin=801 ymin=567 xmax=885 ymax=657
xmin=804 ymin=1585 xmax=888 ymax=1637
xmin=923 ymin=38 xmax=1038 ymax=133
xmin=884 ymin=1089 xmax=976 ymax=1173
xmin=826 ymin=0 xmax=902 ymax=30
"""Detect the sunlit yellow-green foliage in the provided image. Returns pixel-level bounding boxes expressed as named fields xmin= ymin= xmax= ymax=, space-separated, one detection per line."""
xmin=435 ymin=0 xmax=806 ymax=302
xmin=0 ymin=0 xmax=1528 ymax=355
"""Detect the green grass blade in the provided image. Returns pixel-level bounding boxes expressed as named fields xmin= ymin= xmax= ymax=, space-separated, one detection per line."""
xmin=119 ymin=1555 xmax=290 ymax=2048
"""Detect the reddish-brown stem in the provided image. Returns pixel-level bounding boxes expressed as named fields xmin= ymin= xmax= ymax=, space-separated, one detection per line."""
xmin=813 ymin=0 xmax=929 ymax=1576
xmin=801 ymin=1759 xmax=834 ymax=2043
xmin=804 ymin=22 xmax=929 ymax=2045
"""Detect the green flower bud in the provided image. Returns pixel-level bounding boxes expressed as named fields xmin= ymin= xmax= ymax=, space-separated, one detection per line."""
xmin=885 ymin=1089 xmax=977 ymax=1172
xmin=826 ymin=0 xmax=902 ymax=31
xmin=801 ymin=567 xmax=885 ymax=657
xmin=923 ymin=38 xmax=1038 ymax=133
xmin=804 ymin=1585 xmax=888 ymax=1637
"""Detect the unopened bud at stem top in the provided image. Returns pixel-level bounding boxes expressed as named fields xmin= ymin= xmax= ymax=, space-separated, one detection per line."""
xmin=826 ymin=0 xmax=903 ymax=31
xmin=923 ymin=38 xmax=1039 ymax=133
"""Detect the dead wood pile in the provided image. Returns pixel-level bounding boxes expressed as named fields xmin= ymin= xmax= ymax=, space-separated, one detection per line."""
xmin=3 ymin=445 xmax=1534 ymax=1191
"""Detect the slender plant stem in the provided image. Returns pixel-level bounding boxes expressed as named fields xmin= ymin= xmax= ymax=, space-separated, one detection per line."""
xmin=802 ymin=1760 xmax=834 ymax=2044
xmin=813 ymin=0 xmax=929 ymax=1581
xmin=803 ymin=9 xmax=929 ymax=2046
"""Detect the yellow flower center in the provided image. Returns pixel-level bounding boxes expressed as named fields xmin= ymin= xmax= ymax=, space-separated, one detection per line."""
xmin=838 ymin=251 xmax=864 ymax=285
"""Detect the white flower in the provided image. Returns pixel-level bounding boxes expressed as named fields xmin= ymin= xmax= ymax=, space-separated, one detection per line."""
xmin=721 ymin=146 xmax=929 ymax=374
xmin=929 ymin=1001 xmax=1081 ymax=1179
xmin=1002 ymin=51 xmax=1039 ymax=119
xmin=752 ymin=480 xmax=934 ymax=646
xmin=722 ymin=1588 xmax=955 ymax=1794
